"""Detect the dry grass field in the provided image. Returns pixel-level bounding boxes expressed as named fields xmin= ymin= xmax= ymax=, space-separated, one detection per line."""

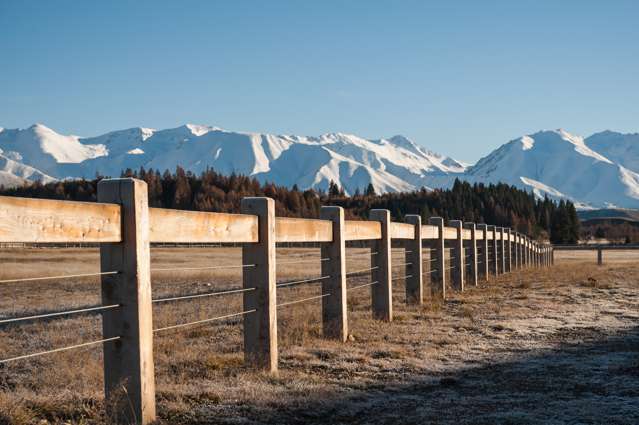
xmin=0 ymin=247 xmax=638 ymax=424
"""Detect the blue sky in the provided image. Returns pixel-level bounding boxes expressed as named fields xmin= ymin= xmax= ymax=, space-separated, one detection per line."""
xmin=1 ymin=0 xmax=638 ymax=162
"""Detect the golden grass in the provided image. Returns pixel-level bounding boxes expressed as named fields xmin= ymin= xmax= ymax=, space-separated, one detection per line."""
xmin=0 ymin=247 xmax=637 ymax=423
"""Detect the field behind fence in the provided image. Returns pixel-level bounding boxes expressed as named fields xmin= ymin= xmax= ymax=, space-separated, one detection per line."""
xmin=0 ymin=178 xmax=552 ymax=424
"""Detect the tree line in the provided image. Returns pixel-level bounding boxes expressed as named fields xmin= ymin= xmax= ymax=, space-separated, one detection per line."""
xmin=0 ymin=167 xmax=580 ymax=243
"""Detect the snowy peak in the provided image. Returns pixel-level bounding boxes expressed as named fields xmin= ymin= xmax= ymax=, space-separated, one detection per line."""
xmin=0 ymin=123 xmax=463 ymax=196
xmin=468 ymin=129 xmax=639 ymax=208
xmin=0 ymin=124 xmax=107 ymax=177
xmin=585 ymin=130 xmax=639 ymax=172
xmin=3 ymin=123 xmax=639 ymax=209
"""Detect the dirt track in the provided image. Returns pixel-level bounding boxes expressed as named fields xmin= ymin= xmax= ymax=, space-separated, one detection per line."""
xmin=185 ymin=253 xmax=639 ymax=425
xmin=0 ymin=249 xmax=637 ymax=424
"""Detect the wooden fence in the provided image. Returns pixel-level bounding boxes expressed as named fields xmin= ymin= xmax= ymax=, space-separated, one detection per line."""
xmin=553 ymin=244 xmax=639 ymax=265
xmin=0 ymin=178 xmax=553 ymax=424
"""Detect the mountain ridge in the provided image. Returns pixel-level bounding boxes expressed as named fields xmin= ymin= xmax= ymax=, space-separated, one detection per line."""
xmin=1 ymin=123 xmax=639 ymax=208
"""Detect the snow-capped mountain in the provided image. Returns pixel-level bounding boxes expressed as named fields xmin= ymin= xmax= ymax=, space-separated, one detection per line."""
xmin=0 ymin=124 xmax=463 ymax=195
xmin=2 ymin=123 xmax=639 ymax=209
xmin=585 ymin=131 xmax=639 ymax=174
xmin=466 ymin=129 xmax=639 ymax=209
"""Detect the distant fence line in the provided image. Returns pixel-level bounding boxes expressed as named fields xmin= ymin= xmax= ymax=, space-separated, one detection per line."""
xmin=553 ymin=244 xmax=639 ymax=265
xmin=0 ymin=178 xmax=553 ymax=424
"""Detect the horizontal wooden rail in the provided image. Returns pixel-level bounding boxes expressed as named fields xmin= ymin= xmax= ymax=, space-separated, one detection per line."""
xmin=390 ymin=222 xmax=415 ymax=239
xmin=344 ymin=220 xmax=382 ymax=241
xmin=443 ymin=227 xmax=457 ymax=239
xmin=421 ymin=224 xmax=439 ymax=239
xmin=149 ymin=208 xmax=258 ymax=243
xmin=275 ymin=217 xmax=333 ymax=243
xmin=0 ymin=195 xmax=121 ymax=243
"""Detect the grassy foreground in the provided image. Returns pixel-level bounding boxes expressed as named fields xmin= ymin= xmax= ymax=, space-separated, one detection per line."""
xmin=0 ymin=248 xmax=637 ymax=424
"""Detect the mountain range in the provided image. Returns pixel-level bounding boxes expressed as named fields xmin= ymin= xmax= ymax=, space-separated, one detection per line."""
xmin=1 ymin=123 xmax=638 ymax=209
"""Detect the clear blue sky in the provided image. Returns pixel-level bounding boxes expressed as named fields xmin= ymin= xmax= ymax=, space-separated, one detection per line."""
xmin=1 ymin=0 xmax=638 ymax=162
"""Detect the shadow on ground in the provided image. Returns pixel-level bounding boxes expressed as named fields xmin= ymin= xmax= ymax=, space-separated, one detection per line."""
xmin=188 ymin=324 xmax=639 ymax=425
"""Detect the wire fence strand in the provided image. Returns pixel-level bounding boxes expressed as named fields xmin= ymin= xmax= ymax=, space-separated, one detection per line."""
xmin=0 ymin=336 xmax=121 ymax=364
xmin=277 ymin=258 xmax=330 ymax=266
xmin=0 ymin=271 xmax=119 ymax=284
xmin=346 ymin=251 xmax=378 ymax=259
xmin=347 ymin=281 xmax=379 ymax=291
xmin=276 ymin=275 xmax=331 ymax=288
xmin=153 ymin=309 xmax=256 ymax=333
xmin=277 ymin=293 xmax=331 ymax=308
xmin=346 ymin=266 xmax=379 ymax=277
xmin=152 ymin=264 xmax=255 ymax=273
xmin=0 ymin=304 xmax=120 ymax=325
xmin=152 ymin=287 xmax=254 ymax=304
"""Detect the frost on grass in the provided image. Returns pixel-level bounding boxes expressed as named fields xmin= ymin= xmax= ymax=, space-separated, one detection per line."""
xmin=0 ymin=248 xmax=638 ymax=424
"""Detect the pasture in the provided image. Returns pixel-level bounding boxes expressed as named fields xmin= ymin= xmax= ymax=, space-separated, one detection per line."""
xmin=0 ymin=247 xmax=637 ymax=424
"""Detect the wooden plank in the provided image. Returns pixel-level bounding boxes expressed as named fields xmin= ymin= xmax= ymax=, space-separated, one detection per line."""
xmin=428 ymin=217 xmax=446 ymax=299
xmin=444 ymin=227 xmax=457 ymax=239
xmin=320 ymin=207 xmax=347 ymax=341
xmin=477 ymin=224 xmax=490 ymax=279
xmin=98 ymin=178 xmax=156 ymax=424
xmin=476 ymin=228 xmax=485 ymax=240
xmin=370 ymin=210 xmax=392 ymax=321
xmin=464 ymin=222 xmax=478 ymax=286
xmin=405 ymin=215 xmax=423 ymax=305
xmin=462 ymin=228 xmax=472 ymax=240
xmin=421 ymin=224 xmax=439 ymax=239
xmin=390 ymin=222 xmax=414 ymax=239
xmin=449 ymin=220 xmax=465 ymax=291
xmin=275 ymin=217 xmax=332 ymax=243
xmin=0 ymin=195 xmax=121 ymax=243
xmin=242 ymin=198 xmax=278 ymax=372
xmin=149 ymin=208 xmax=257 ymax=243
xmin=344 ymin=220 xmax=381 ymax=241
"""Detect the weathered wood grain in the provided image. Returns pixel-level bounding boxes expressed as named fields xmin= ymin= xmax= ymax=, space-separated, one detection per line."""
xmin=98 ymin=178 xmax=156 ymax=424
xmin=421 ymin=224 xmax=439 ymax=239
xmin=444 ymin=227 xmax=458 ymax=240
xmin=149 ymin=208 xmax=258 ymax=243
xmin=390 ymin=222 xmax=415 ymax=239
xmin=0 ymin=195 xmax=121 ymax=243
xmin=275 ymin=217 xmax=332 ymax=243
xmin=344 ymin=220 xmax=381 ymax=241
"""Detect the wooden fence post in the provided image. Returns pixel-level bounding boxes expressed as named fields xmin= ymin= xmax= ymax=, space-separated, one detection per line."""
xmin=513 ymin=232 xmax=519 ymax=270
xmin=464 ymin=222 xmax=478 ymax=286
xmin=428 ymin=217 xmax=446 ymax=299
xmin=370 ymin=209 xmax=392 ymax=321
xmin=98 ymin=178 xmax=156 ymax=425
xmin=498 ymin=227 xmax=506 ymax=274
xmin=477 ymin=224 xmax=489 ymax=281
xmin=531 ymin=242 xmax=535 ymax=267
xmin=488 ymin=225 xmax=498 ymax=275
xmin=241 ymin=197 xmax=277 ymax=372
xmin=449 ymin=220 xmax=464 ymax=291
xmin=505 ymin=228 xmax=512 ymax=273
xmin=546 ymin=246 xmax=549 ymax=267
xmin=405 ymin=215 xmax=423 ymax=305
xmin=320 ymin=206 xmax=347 ymax=342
